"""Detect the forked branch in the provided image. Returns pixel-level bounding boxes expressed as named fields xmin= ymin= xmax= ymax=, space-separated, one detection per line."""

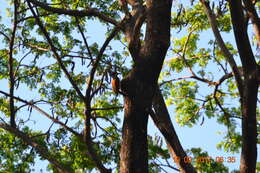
xmin=200 ymin=0 xmax=243 ymax=96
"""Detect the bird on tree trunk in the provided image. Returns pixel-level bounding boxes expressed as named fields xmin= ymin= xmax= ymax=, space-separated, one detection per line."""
xmin=111 ymin=72 xmax=120 ymax=95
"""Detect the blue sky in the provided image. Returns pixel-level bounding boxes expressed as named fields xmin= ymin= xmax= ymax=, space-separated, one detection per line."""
xmin=0 ymin=0 xmax=259 ymax=172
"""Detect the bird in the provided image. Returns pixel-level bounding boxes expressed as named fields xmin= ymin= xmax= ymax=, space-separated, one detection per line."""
xmin=111 ymin=72 xmax=120 ymax=95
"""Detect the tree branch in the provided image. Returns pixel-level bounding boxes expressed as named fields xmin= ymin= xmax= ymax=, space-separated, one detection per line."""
xmin=123 ymin=2 xmax=146 ymax=58
xmin=0 ymin=123 xmax=73 ymax=173
xmin=26 ymin=2 xmax=120 ymax=172
xmin=82 ymin=22 xmax=121 ymax=173
xmin=8 ymin=0 xmax=19 ymax=128
xmin=83 ymin=109 xmax=111 ymax=173
xmin=26 ymin=0 xmax=119 ymax=26
xmin=124 ymin=0 xmax=172 ymax=84
xmin=85 ymin=26 xmax=121 ymax=101
xmin=0 ymin=30 xmax=10 ymax=41
xmin=91 ymin=106 xmax=123 ymax=111
xmin=228 ymin=0 xmax=257 ymax=73
xmin=75 ymin=17 xmax=93 ymax=61
xmin=200 ymin=0 xmax=243 ymax=96
xmin=0 ymin=90 xmax=81 ymax=137
xmin=0 ymin=89 xmax=111 ymax=172
xmin=161 ymin=67 xmax=243 ymax=89
xmin=26 ymin=1 xmax=86 ymax=102
xmin=151 ymin=87 xmax=197 ymax=173
xmin=144 ymin=0 xmax=172 ymax=50
xmin=142 ymin=0 xmax=172 ymax=78
xmin=178 ymin=27 xmax=219 ymax=86
xmin=228 ymin=1 xmax=258 ymax=172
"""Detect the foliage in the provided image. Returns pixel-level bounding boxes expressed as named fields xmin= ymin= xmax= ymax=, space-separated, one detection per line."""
xmin=0 ymin=0 xmax=258 ymax=172
xmin=188 ymin=148 xmax=229 ymax=173
xmin=0 ymin=129 xmax=36 ymax=172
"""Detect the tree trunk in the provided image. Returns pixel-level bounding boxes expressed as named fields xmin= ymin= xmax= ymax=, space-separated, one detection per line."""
xmin=240 ymin=76 xmax=258 ymax=173
xmin=151 ymin=87 xmax=197 ymax=173
xmin=119 ymin=1 xmax=172 ymax=172
xmin=120 ymin=72 xmax=152 ymax=173
xmin=228 ymin=0 xmax=259 ymax=172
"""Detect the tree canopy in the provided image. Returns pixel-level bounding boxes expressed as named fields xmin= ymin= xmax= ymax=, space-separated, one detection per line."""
xmin=0 ymin=0 xmax=259 ymax=173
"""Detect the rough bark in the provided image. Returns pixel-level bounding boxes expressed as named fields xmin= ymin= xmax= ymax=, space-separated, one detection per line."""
xmin=239 ymin=76 xmax=258 ymax=173
xmin=119 ymin=80 xmax=150 ymax=173
xmin=151 ymin=87 xmax=197 ymax=173
xmin=119 ymin=0 xmax=172 ymax=173
xmin=228 ymin=0 xmax=259 ymax=172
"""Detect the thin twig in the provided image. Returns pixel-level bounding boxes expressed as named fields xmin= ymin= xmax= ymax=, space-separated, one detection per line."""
xmin=200 ymin=0 xmax=243 ymax=96
xmin=26 ymin=1 xmax=85 ymax=102
xmin=76 ymin=17 xmax=93 ymax=61
xmin=0 ymin=90 xmax=81 ymax=138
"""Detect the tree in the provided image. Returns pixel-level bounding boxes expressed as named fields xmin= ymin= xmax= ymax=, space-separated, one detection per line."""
xmin=199 ymin=1 xmax=259 ymax=172
xmin=0 ymin=0 xmax=259 ymax=173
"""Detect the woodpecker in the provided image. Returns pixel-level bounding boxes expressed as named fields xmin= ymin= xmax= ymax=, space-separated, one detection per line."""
xmin=111 ymin=73 xmax=120 ymax=95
